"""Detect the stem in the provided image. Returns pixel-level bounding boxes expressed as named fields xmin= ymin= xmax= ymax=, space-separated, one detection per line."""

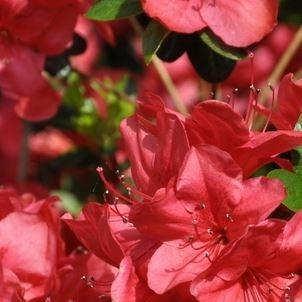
xmin=130 ymin=18 xmax=188 ymax=115
xmin=253 ymin=26 xmax=302 ymax=130
xmin=258 ymin=25 xmax=302 ymax=105
xmin=294 ymin=65 xmax=302 ymax=80
xmin=17 ymin=121 xmax=30 ymax=183
xmin=93 ymin=80 xmax=136 ymax=103
xmin=152 ymin=57 xmax=188 ymax=114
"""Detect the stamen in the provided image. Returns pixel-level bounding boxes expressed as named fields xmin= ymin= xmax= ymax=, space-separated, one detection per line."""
xmin=231 ymin=88 xmax=239 ymax=109
xmin=243 ymin=269 xmax=294 ymax=302
xmin=115 ymin=169 xmax=125 ymax=182
xmin=81 ymin=275 xmax=94 ymax=288
xmin=103 ymin=190 xmax=109 ymax=202
xmin=262 ymin=84 xmax=275 ymax=133
xmin=207 ymin=228 xmax=213 ymax=235
xmin=199 ymin=202 xmax=206 ymax=209
xmin=75 ymin=245 xmax=88 ymax=254
xmin=115 ymin=169 xmax=152 ymax=202
xmin=192 ymin=218 xmax=199 ymax=225
xmin=98 ymin=294 xmax=110 ymax=300
xmin=226 ymin=213 xmax=234 ymax=222
xmin=111 ymin=197 xmax=129 ymax=223
xmin=226 ymin=94 xmax=231 ymax=104
xmin=81 ymin=275 xmax=113 ymax=288
xmin=249 ymin=88 xmax=261 ymax=130
xmin=245 ymin=51 xmax=256 ymax=126
xmin=248 ymin=51 xmax=255 ymax=85
xmin=96 ymin=167 xmax=136 ymax=205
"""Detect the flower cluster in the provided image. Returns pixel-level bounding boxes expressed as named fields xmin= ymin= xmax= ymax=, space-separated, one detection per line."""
xmin=141 ymin=0 xmax=278 ymax=47
xmin=0 ymin=0 xmax=89 ymax=121
xmin=66 ymin=78 xmax=302 ymax=301
xmin=1 ymin=0 xmax=302 ymax=301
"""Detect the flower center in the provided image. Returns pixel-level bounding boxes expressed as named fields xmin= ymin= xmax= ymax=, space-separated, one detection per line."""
xmin=179 ymin=202 xmax=231 ymax=262
xmin=242 ymin=269 xmax=295 ymax=302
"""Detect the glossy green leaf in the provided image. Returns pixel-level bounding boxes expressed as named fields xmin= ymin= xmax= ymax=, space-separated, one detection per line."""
xmin=268 ymin=169 xmax=302 ymax=212
xmin=143 ymin=21 xmax=169 ymax=64
xmin=86 ymin=0 xmax=142 ymax=21
xmin=156 ymin=33 xmax=189 ymax=63
xmin=187 ymin=34 xmax=236 ymax=83
xmin=200 ymin=30 xmax=247 ymax=61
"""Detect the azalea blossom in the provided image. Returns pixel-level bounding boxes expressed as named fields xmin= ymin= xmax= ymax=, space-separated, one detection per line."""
xmin=1 ymin=1 xmax=302 ymax=301
xmin=128 ymin=145 xmax=285 ymax=295
xmin=191 ymin=213 xmax=302 ymax=301
xmin=141 ymin=0 xmax=279 ymax=47
xmin=0 ymin=0 xmax=89 ymax=121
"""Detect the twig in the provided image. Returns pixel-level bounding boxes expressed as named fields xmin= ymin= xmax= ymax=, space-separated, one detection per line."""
xmin=253 ymin=26 xmax=302 ymax=130
xmin=294 ymin=65 xmax=302 ymax=80
xmin=258 ymin=26 xmax=302 ymax=105
xmin=130 ymin=17 xmax=188 ymax=115
xmin=92 ymin=79 xmax=136 ymax=103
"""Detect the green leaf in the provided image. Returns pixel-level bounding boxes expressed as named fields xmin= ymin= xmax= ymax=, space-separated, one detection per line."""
xmin=268 ymin=169 xmax=302 ymax=212
xmin=156 ymin=33 xmax=188 ymax=63
xmin=187 ymin=34 xmax=236 ymax=83
xmin=143 ymin=21 xmax=169 ymax=65
xmin=292 ymin=148 xmax=302 ymax=176
xmin=86 ymin=0 xmax=142 ymax=21
xmin=200 ymin=30 xmax=247 ymax=61
xmin=52 ymin=190 xmax=82 ymax=215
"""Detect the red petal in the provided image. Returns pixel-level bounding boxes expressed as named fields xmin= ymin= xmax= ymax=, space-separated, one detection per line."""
xmin=191 ymin=273 xmax=245 ymax=301
xmin=111 ymin=256 xmax=151 ymax=302
xmin=120 ymin=116 xmax=158 ymax=194
xmin=130 ymin=188 xmax=193 ymax=241
xmin=0 ymin=212 xmax=57 ymax=281
xmin=273 ymin=73 xmax=302 ymax=130
xmin=65 ymin=203 xmax=124 ymax=267
xmin=141 ymin=0 xmax=207 ymax=33
xmin=186 ymin=100 xmax=249 ymax=154
xmin=147 ymin=242 xmax=208 ymax=294
xmin=153 ymin=112 xmax=190 ymax=188
xmin=265 ymin=211 xmax=302 ymax=274
xmin=176 ymin=146 xmax=242 ymax=226
xmin=201 ymin=0 xmax=278 ymax=47
xmin=228 ymin=177 xmax=285 ymax=240
xmin=14 ymin=85 xmax=61 ymax=121
xmin=234 ymin=131 xmax=302 ymax=177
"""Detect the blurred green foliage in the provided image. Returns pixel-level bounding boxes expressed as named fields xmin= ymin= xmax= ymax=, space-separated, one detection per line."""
xmin=279 ymin=0 xmax=302 ymax=25
xmin=34 ymin=71 xmax=135 ymax=204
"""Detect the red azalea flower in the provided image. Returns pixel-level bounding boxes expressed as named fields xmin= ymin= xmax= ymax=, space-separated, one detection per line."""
xmin=48 ymin=253 xmax=117 ymax=302
xmin=186 ymin=100 xmax=302 ymax=177
xmin=141 ymin=0 xmax=278 ymax=47
xmin=191 ymin=214 xmax=302 ymax=301
xmin=129 ymin=145 xmax=285 ymax=294
xmin=65 ymin=202 xmax=198 ymax=301
xmin=111 ymin=256 xmax=198 ymax=302
xmin=71 ymin=17 xmax=101 ymax=75
xmin=0 ymin=190 xmax=63 ymax=300
xmin=123 ymin=94 xmax=302 ymax=178
xmin=65 ymin=202 xmax=156 ymax=268
xmin=0 ymin=264 xmax=24 ymax=302
xmin=0 ymin=38 xmax=60 ymax=121
xmin=29 ymin=128 xmax=75 ymax=159
xmin=120 ymin=95 xmax=189 ymax=195
xmin=0 ymin=0 xmax=81 ymax=55
xmin=257 ymin=73 xmax=302 ymax=130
